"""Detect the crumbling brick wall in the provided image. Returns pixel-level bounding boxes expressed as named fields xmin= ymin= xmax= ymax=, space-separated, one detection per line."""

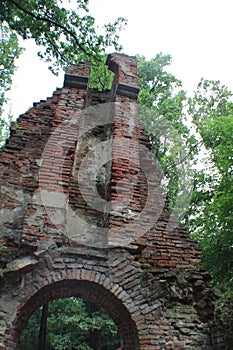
xmin=0 ymin=54 xmax=226 ymax=349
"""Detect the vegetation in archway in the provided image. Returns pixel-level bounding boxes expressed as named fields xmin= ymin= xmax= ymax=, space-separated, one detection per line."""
xmin=21 ymin=297 xmax=121 ymax=350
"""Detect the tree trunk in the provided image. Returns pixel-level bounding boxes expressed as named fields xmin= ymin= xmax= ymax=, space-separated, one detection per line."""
xmin=38 ymin=303 xmax=49 ymax=350
xmin=89 ymin=328 xmax=101 ymax=350
xmin=88 ymin=302 xmax=101 ymax=350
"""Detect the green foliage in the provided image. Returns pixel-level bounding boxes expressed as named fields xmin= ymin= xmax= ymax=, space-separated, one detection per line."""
xmin=0 ymin=0 xmax=126 ymax=74
xmin=137 ymin=54 xmax=198 ymax=217
xmin=21 ymin=298 xmax=120 ymax=350
xmin=186 ymin=79 xmax=233 ymax=335
xmin=0 ymin=22 xmax=22 ymax=102
xmin=0 ymin=22 xmax=22 ymax=140
xmin=21 ymin=305 xmax=42 ymax=350
xmin=137 ymin=56 xmax=233 ymax=290
xmin=216 ymin=284 xmax=233 ymax=344
xmin=137 ymin=53 xmax=182 ymax=108
xmin=0 ymin=0 xmax=126 ymax=144
xmin=188 ymin=79 xmax=233 ymax=286
xmin=89 ymin=55 xmax=114 ymax=91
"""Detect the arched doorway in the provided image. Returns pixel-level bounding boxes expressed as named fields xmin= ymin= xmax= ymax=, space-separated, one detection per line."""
xmin=13 ymin=280 xmax=138 ymax=349
xmin=21 ymin=296 xmax=121 ymax=349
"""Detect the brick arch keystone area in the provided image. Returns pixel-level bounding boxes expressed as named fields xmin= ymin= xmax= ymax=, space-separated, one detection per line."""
xmin=0 ymin=53 xmax=227 ymax=349
xmin=12 ymin=271 xmax=140 ymax=349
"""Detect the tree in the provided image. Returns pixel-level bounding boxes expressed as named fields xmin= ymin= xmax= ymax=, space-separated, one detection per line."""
xmin=38 ymin=303 xmax=49 ymax=350
xmin=137 ymin=54 xmax=198 ymax=219
xmin=0 ymin=0 xmax=126 ymax=142
xmin=21 ymin=298 xmax=120 ymax=350
xmin=0 ymin=22 xmax=22 ymax=104
xmin=136 ymin=55 xmax=233 ymax=287
xmin=0 ymin=22 xmax=22 ymax=143
xmin=0 ymin=0 xmax=125 ymax=72
xmin=136 ymin=56 xmax=233 ymax=339
xmin=188 ymin=78 xmax=233 ymax=286
xmin=187 ymin=79 xmax=233 ymax=342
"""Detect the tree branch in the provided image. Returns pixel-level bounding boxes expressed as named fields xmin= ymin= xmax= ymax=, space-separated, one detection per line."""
xmin=9 ymin=0 xmax=94 ymax=58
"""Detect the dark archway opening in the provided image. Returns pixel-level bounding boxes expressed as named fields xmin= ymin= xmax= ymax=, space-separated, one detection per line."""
xmin=21 ymin=297 xmax=121 ymax=350
xmin=14 ymin=280 xmax=138 ymax=350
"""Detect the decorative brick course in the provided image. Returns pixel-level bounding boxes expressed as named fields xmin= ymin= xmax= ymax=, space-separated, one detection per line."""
xmin=0 ymin=54 xmax=226 ymax=349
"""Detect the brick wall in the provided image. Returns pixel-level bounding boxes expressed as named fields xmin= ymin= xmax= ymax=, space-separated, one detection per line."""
xmin=0 ymin=54 xmax=226 ymax=349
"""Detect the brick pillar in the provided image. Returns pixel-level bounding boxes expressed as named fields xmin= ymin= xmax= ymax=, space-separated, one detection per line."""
xmin=107 ymin=54 xmax=163 ymax=248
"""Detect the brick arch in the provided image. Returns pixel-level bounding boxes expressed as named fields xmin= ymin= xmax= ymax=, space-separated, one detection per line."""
xmin=12 ymin=279 xmax=139 ymax=349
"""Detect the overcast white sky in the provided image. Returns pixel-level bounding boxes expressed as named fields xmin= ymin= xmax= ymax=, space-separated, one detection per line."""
xmin=6 ymin=0 xmax=233 ymax=119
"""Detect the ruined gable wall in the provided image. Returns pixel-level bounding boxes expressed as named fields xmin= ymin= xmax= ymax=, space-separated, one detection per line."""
xmin=0 ymin=54 xmax=226 ymax=349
